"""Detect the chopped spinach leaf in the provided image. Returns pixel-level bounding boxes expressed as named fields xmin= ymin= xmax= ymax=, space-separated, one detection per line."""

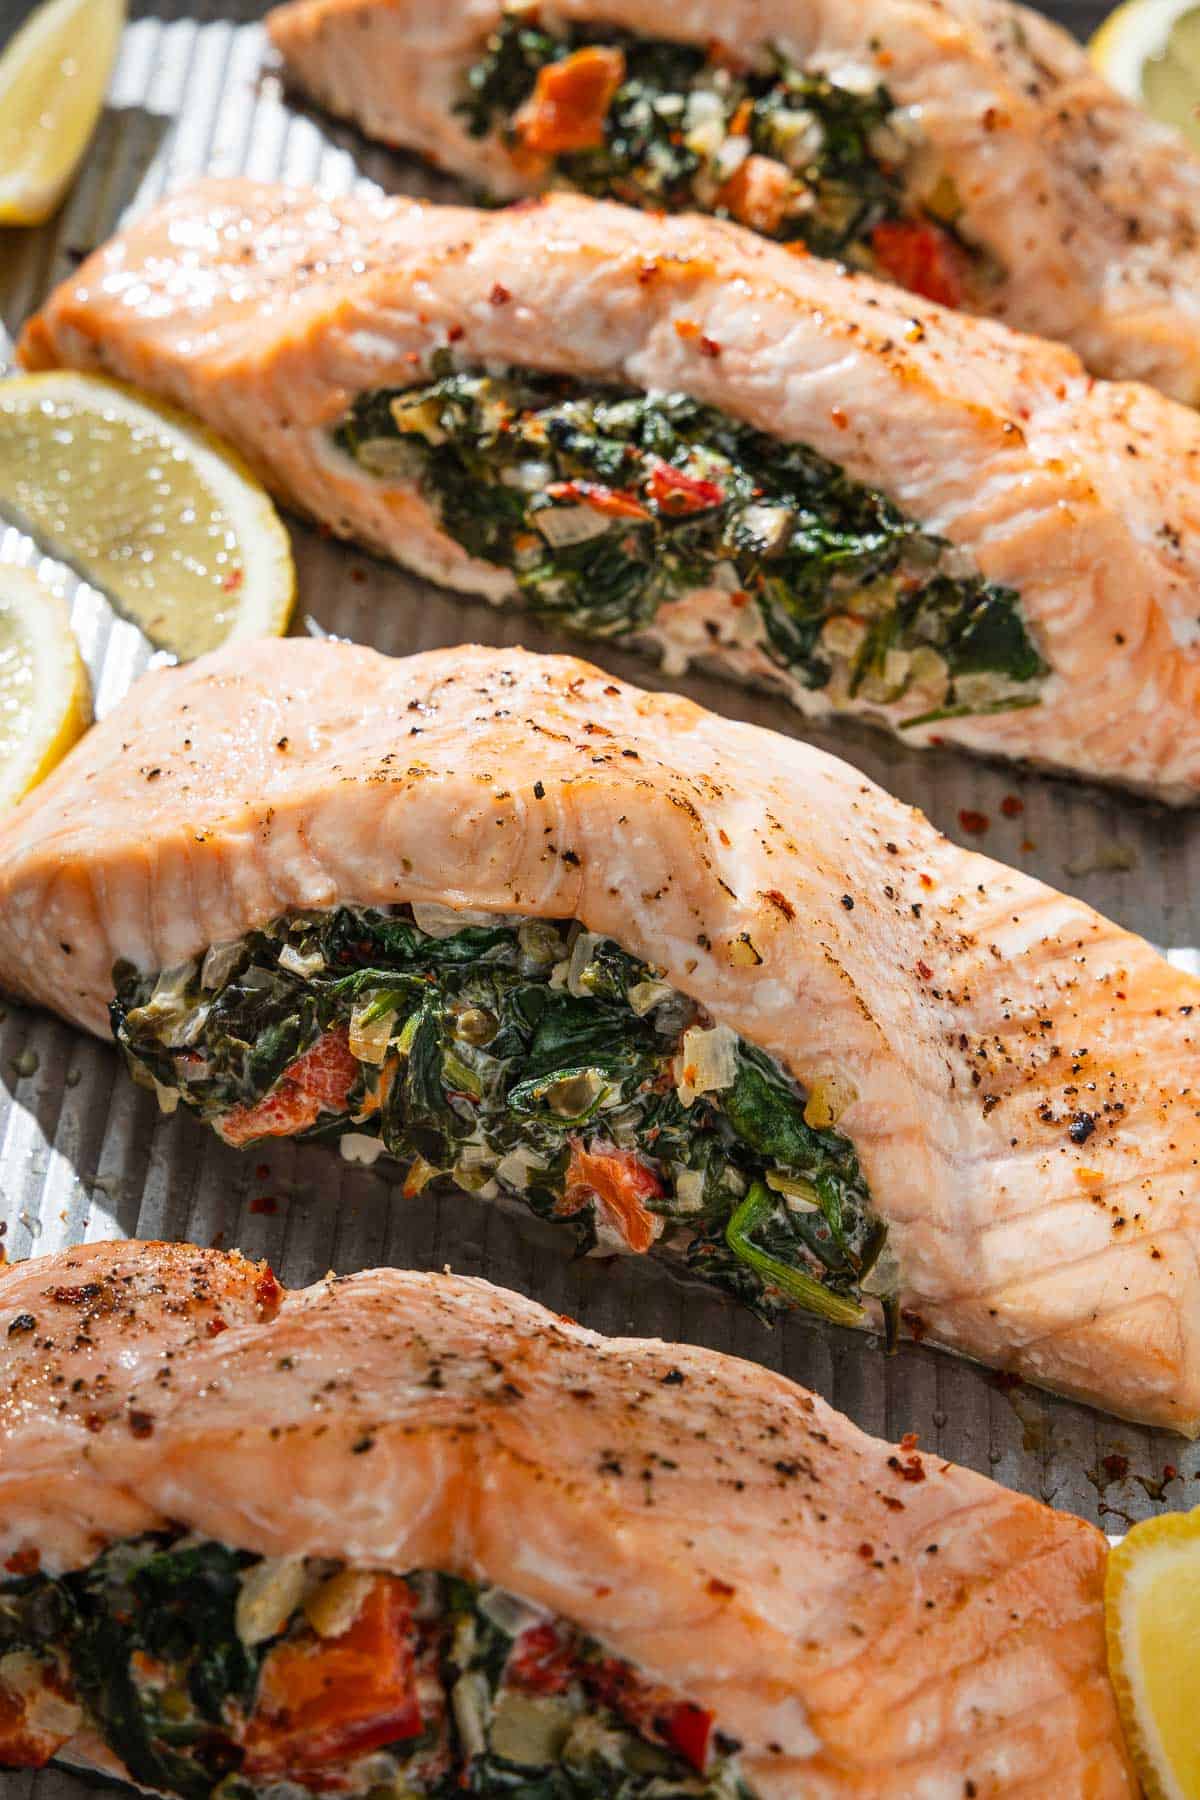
xmin=459 ymin=19 xmax=907 ymax=266
xmin=112 ymin=908 xmax=891 ymax=1328
xmin=2 ymin=1545 xmax=754 ymax=1798
xmin=335 ymin=371 xmax=1046 ymax=723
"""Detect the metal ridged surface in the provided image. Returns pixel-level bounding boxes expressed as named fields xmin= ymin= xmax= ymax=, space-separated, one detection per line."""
xmin=0 ymin=1 xmax=1191 ymax=1791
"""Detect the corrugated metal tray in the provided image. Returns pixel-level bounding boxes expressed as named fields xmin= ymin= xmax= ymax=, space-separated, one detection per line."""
xmin=0 ymin=2 xmax=1190 ymax=1789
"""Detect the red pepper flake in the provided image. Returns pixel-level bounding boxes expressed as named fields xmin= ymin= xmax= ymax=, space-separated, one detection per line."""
xmin=545 ymin=478 xmax=650 ymax=520
xmin=698 ymin=336 xmax=721 ymax=358
xmin=637 ymin=260 xmax=659 ymax=285
xmin=900 ymin=1432 xmax=920 ymax=1452
xmin=881 ymin=1494 xmax=905 ymax=1511
xmin=249 ymin=1194 xmax=279 ymax=1216
xmin=916 ymin=960 xmax=933 ymax=980
xmin=1164 ymin=1463 xmax=1179 ymax=1482
xmin=889 ymin=1451 xmax=926 ymax=1483
xmin=830 ymin=405 xmax=849 ymax=430
xmin=646 ymin=461 xmax=725 ymax=514
xmin=50 ymin=1283 xmax=103 ymax=1307
xmin=488 ymin=283 xmax=512 ymax=305
xmin=857 ymin=1542 xmax=875 ymax=1560
xmin=706 ymin=1576 xmax=735 ymax=1598
xmin=206 ymin=1315 xmax=228 ymax=1338
xmin=255 ymin=1267 xmax=283 ymax=1318
xmin=958 ymin=808 xmax=989 ymax=836
xmin=4 ymin=1547 xmax=40 ymax=1575
xmin=447 ymin=323 xmax=465 ymax=341
xmin=674 ymin=318 xmax=701 ymax=341
xmin=221 ymin=568 xmax=244 ymax=593
xmin=1000 ymin=794 xmax=1024 ymax=818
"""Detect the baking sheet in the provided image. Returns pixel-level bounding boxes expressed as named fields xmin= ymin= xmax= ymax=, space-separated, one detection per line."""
xmin=0 ymin=1 xmax=1191 ymax=1789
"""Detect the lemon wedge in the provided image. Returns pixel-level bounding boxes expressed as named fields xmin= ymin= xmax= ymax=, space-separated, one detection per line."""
xmin=1092 ymin=0 xmax=1200 ymax=148
xmin=0 ymin=0 xmax=125 ymax=227
xmin=0 ymin=566 xmax=91 ymax=807
xmin=1106 ymin=1507 xmax=1200 ymax=1799
xmin=0 ymin=373 xmax=296 ymax=660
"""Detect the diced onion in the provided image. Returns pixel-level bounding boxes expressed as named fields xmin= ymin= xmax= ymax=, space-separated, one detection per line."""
xmin=627 ymin=978 xmax=674 ymax=1016
xmin=349 ymin=1002 xmax=396 ymax=1066
xmin=411 ymin=902 xmax=502 ymax=938
xmin=200 ymin=940 xmax=244 ymax=991
xmin=353 ymin=436 xmax=424 ymax=480
xmin=339 ymin=1132 xmax=386 ymax=1166
xmin=714 ymin=134 xmax=750 ymax=181
xmin=305 ymin=1568 xmax=376 ymax=1639
xmin=153 ymin=1079 xmax=182 ymax=1116
xmin=675 ymin=1023 xmax=740 ymax=1105
xmin=476 ymin=1586 xmax=547 ymax=1638
xmin=535 ymin=504 xmax=614 ymax=548
xmin=803 ymin=1074 xmax=858 ymax=1130
xmin=236 ymin=1556 xmax=309 ymax=1646
xmin=278 ymin=942 xmax=327 ymax=978
xmin=821 ymin=613 xmax=867 ymax=659
xmin=672 ymin=1167 xmax=708 ymax=1213
xmin=737 ymin=504 xmax=794 ymax=557
xmin=518 ymin=919 xmax=564 ymax=968
xmin=496 ymin=1144 xmax=549 ymax=1190
xmin=452 ymin=1672 xmax=492 ymax=1760
xmin=566 ymin=931 xmax=603 ymax=997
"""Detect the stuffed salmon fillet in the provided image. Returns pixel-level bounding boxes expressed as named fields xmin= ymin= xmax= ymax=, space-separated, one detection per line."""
xmin=18 ymin=178 xmax=1200 ymax=800
xmin=0 ymin=1240 xmax=1137 ymax=1797
xmin=0 ymin=638 xmax=1198 ymax=1432
xmin=265 ymin=0 xmax=1200 ymax=402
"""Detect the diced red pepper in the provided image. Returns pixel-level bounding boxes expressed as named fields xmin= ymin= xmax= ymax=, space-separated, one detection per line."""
xmin=715 ymin=153 xmax=792 ymax=237
xmin=562 ymin=1139 xmax=663 ymax=1253
xmin=514 ymin=46 xmax=626 ymax=155
xmin=661 ymin=1700 xmax=715 ymax=1774
xmin=870 ymin=219 xmax=968 ymax=310
xmin=507 ymin=1621 xmax=575 ymax=1696
xmin=544 ymin=479 xmax=651 ymax=521
xmin=217 ymin=1025 xmax=359 ymax=1148
xmin=586 ymin=1658 xmax=714 ymax=1774
xmin=0 ymin=1666 xmax=76 ymax=1770
xmin=645 ymin=461 xmax=726 ymax=516
xmin=241 ymin=1576 xmax=422 ymax=1779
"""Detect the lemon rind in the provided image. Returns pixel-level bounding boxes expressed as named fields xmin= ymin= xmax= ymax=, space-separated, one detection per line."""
xmin=0 ymin=372 xmax=296 ymax=658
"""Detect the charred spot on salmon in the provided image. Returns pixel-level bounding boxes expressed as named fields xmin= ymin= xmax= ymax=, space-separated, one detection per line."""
xmin=0 ymin=1535 xmax=755 ymax=1796
xmin=458 ymin=14 xmax=987 ymax=297
xmin=334 ymin=371 xmax=1047 ymax=726
xmin=111 ymin=905 xmax=892 ymax=1328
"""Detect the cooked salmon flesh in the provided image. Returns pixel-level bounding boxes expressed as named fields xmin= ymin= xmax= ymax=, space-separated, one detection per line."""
xmin=0 ymin=1240 xmax=1137 ymax=1797
xmin=0 ymin=639 xmax=1197 ymax=1433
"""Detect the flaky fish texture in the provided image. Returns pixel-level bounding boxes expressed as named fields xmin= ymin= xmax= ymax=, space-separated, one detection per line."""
xmin=0 ymin=638 xmax=1197 ymax=1431
xmin=0 ymin=1240 xmax=1137 ymax=1798
xmin=265 ymin=0 xmax=1200 ymax=401
xmin=18 ymin=178 xmax=1200 ymax=799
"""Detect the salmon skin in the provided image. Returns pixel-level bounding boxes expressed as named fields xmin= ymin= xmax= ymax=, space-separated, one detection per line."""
xmin=0 ymin=637 xmax=1199 ymax=1432
xmin=0 ymin=1240 xmax=1137 ymax=1798
xmin=21 ymin=178 xmax=1200 ymax=799
xmin=265 ymin=0 xmax=1200 ymax=403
